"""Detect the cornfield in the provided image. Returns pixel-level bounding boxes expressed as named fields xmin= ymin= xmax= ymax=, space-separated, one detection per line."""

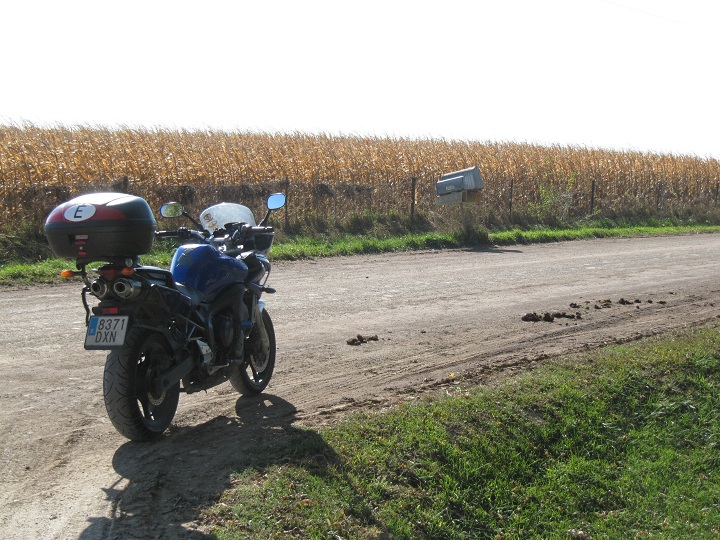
xmin=2 ymin=124 xmax=719 ymax=235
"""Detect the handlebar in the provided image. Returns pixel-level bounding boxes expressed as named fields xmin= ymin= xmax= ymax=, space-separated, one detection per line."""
xmin=155 ymin=225 xmax=274 ymax=250
xmin=247 ymin=226 xmax=274 ymax=234
xmin=155 ymin=228 xmax=207 ymax=242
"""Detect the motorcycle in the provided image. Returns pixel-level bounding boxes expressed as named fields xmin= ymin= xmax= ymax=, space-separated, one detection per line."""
xmin=45 ymin=191 xmax=286 ymax=441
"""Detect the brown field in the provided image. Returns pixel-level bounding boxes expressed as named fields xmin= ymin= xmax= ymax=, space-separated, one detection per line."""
xmin=1 ymin=124 xmax=719 ymax=233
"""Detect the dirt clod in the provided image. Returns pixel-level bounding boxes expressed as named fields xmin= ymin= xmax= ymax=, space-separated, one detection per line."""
xmin=347 ymin=334 xmax=379 ymax=345
xmin=522 ymin=310 xmax=581 ymax=323
xmin=523 ymin=294 xmax=673 ymax=324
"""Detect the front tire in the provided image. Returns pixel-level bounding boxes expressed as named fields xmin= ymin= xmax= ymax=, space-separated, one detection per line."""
xmin=103 ymin=328 xmax=180 ymax=441
xmin=229 ymin=308 xmax=276 ymax=395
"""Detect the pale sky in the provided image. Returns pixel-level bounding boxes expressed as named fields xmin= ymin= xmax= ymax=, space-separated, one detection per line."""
xmin=2 ymin=0 xmax=718 ymax=157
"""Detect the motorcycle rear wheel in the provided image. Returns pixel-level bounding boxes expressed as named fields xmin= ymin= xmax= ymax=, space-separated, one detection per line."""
xmin=229 ymin=308 xmax=276 ymax=395
xmin=103 ymin=328 xmax=180 ymax=441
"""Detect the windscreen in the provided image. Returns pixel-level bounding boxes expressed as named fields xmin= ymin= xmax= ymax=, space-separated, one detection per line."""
xmin=199 ymin=203 xmax=256 ymax=233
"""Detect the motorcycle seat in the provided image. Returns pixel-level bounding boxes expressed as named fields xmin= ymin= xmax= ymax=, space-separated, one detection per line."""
xmin=175 ymin=282 xmax=204 ymax=305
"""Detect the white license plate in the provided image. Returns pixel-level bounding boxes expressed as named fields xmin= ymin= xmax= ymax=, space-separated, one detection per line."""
xmin=84 ymin=316 xmax=129 ymax=349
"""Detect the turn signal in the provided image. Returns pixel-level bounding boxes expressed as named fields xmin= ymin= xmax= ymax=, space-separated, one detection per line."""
xmin=60 ymin=269 xmax=77 ymax=278
xmin=121 ymin=267 xmax=135 ymax=276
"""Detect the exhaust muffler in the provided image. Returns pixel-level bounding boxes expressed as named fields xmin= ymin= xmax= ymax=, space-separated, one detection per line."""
xmin=89 ymin=278 xmax=109 ymax=299
xmin=113 ymin=278 xmax=143 ymax=300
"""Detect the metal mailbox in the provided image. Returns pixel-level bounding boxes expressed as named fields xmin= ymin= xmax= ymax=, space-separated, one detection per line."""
xmin=436 ymin=166 xmax=483 ymax=205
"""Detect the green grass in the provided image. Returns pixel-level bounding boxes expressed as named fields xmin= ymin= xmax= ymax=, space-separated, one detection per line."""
xmin=271 ymin=231 xmax=471 ymax=260
xmin=0 ymin=258 xmax=75 ymax=284
xmin=2 ymin=223 xmax=719 ymax=285
xmin=204 ymin=326 xmax=720 ymax=539
xmin=488 ymin=224 xmax=720 ymax=246
xmin=272 ymin=224 xmax=720 ymax=259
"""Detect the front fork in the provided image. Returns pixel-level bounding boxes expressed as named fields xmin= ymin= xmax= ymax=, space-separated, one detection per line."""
xmin=252 ymin=299 xmax=270 ymax=352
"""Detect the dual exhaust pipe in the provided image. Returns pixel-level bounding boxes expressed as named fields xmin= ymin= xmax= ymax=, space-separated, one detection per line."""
xmin=90 ymin=277 xmax=142 ymax=300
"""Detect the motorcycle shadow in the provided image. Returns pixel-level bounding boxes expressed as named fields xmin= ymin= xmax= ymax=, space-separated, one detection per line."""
xmin=82 ymin=394 xmax=379 ymax=539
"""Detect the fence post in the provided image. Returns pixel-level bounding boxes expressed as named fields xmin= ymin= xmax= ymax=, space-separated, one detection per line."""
xmin=410 ymin=176 xmax=418 ymax=221
xmin=508 ymin=177 xmax=514 ymax=223
xmin=590 ymin=179 xmax=596 ymax=215
xmin=284 ymin=178 xmax=290 ymax=229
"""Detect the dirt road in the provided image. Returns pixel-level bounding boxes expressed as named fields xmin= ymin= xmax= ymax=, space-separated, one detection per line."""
xmin=1 ymin=234 xmax=719 ymax=539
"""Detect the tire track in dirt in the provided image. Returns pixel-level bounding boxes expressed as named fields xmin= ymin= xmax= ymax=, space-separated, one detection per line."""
xmin=285 ymin=290 xmax=720 ymax=421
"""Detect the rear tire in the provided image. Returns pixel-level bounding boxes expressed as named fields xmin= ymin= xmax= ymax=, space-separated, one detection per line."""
xmin=103 ymin=328 xmax=180 ymax=441
xmin=229 ymin=308 xmax=276 ymax=395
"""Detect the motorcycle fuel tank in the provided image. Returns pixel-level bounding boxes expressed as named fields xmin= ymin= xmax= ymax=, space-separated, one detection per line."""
xmin=45 ymin=192 xmax=156 ymax=262
xmin=170 ymin=244 xmax=248 ymax=303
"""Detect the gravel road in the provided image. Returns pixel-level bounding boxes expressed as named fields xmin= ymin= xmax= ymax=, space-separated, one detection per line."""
xmin=1 ymin=234 xmax=719 ymax=539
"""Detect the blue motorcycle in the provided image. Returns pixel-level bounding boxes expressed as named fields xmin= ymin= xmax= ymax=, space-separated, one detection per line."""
xmin=45 ymin=192 xmax=286 ymax=441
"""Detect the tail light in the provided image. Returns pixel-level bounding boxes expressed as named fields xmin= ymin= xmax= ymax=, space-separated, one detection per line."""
xmin=99 ymin=265 xmax=119 ymax=281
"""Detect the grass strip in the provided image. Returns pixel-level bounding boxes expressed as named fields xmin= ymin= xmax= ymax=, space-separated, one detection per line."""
xmin=271 ymin=225 xmax=720 ymax=260
xmin=204 ymin=325 xmax=720 ymax=539
xmin=2 ymin=224 xmax=719 ymax=285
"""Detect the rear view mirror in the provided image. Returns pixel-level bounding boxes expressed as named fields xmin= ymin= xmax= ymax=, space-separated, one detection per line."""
xmin=160 ymin=202 xmax=184 ymax=218
xmin=266 ymin=193 xmax=286 ymax=211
